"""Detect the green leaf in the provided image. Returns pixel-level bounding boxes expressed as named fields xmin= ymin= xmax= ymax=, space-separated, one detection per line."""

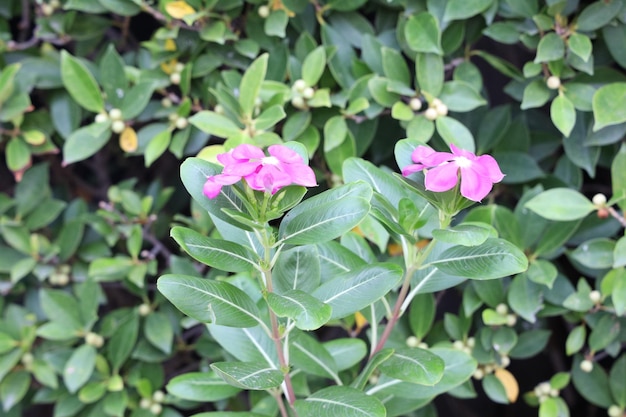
xmin=278 ymin=184 xmax=372 ymax=245
xmin=551 ymin=94 xmax=576 ymax=137
xmin=444 ymin=0 xmax=493 ymax=21
xmin=254 ymin=105 xmax=286 ymax=131
xmin=60 ymin=50 xmax=104 ymax=113
xmin=239 ymin=54 xmax=268 ymax=118
xmin=568 ymin=238 xmax=615 ymax=269
xmin=566 ymin=325 xmax=586 ymax=356
xmin=211 ymin=361 xmax=283 ymax=390
xmin=612 ymin=144 xmax=626 ymax=214
xmin=539 ymin=397 xmax=569 ymax=417
xmin=352 ymin=348 xmax=395 ymax=390
xmin=609 ymin=355 xmax=626 ymax=408
xmin=572 ymin=355 xmax=613 ymax=408
xmin=409 ymin=294 xmax=436 ymax=340
xmin=593 ymin=82 xmax=626 ymax=131
xmin=588 ymin=313 xmax=620 ymax=351
xmin=435 ymin=116 xmax=475 ymax=153
xmin=439 ymin=81 xmax=487 ymax=111
xmin=171 ymin=226 xmax=258 ymax=273
xmin=379 ymin=347 xmax=445 ymax=385
xmin=576 ymin=0 xmax=623 ymax=32
xmin=157 ymin=274 xmax=262 ymax=328
xmin=0 ymin=370 xmax=30 ymax=412
xmin=99 ymin=44 xmax=127 ymax=108
xmin=144 ymin=312 xmax=173 ymax=354
xmin=323 ymin=115 xmax=348 ymax=152
xmin=417 ymin=53 xmax=444 ymax=96
xmin=611 ymin=268 xmax=626 ymax=316
xmin=267 ymin=290 xmax=332 ymax=331
xmin=166 ymin=372 xmax=241 ymax=402
xmin=290 ymin=332 xmax=339 ymax=381
xmin=107 ymin=312 xmax=138 ymax=371
xmin=5 ymin=137 xmax=30 ymax=172
xmin=568 ymin=33 xmax=592 ymax=62
xmin=120 ymin=81 xmax=156 ymax=120
xmin=62 ymin=122 xmax=112 ymax=165
xmin=603 ymin=23 xmax=626 ymax=68
xmin=482 ymin=374 xmax=508 ymax=404
xmin=295 ymin=386 xmax=386 ymax=417
xmin=527 ymin=259 xmax=558 ymax=288
xmin=302 ymin=46 xmax=326 ymax=86
xmin=189 ymin=111 xmax=241 ymax=138
xmin=392 ymin=101 xmax=414 ymax=121
xmin=324 ymin=339 xmax=368 ymax=371
xmin=0 ymin=63 xmax=21 ymax=104
xmin=265 ymin=10 xmax=288 ymax=37
xmin=382 ymin=47 xmax=411 ymax=85
xmin=483 ymin=22 xmax=520 ymax=44
xmin=430 ymin=238 xmax=528 ymax=280
xmin=431 ymin=224 xmax=492 ymax=247
xmin=0 ymin=333 xmax=17 ymax=355
xmin=525 ymin=188 xmax=595 ymax=221
xmin=534 ymin=33 xmax=565 ymax=63
xmin=273 ymin=245 xmax=321 ymax=294
xmin=63 ymin=344 xmax=97 ymax=393
xmin=40 ymin=289 xmax=83 ymax=330
xmin=312 ymin=263 xmax=403 ymax=319
xmin=144 ymin=129 xmax=171 ymax=167
xmin=507 ymin=273 xmax=543 ymax=323
xmin=521 ymin=79 xmax=552 ymax=109
xmin=405 ymin=12 xmax=442 ymax=54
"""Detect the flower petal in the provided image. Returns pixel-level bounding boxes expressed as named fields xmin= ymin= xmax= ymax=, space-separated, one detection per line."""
xmin=223 ymin=161 xmax=261 ymax=176
xmin=283 ymin=163 xmax=317 ymax=187
xmin=232 ymin=144 xmax=265 ymax=160
xmin=402 ymin=163 xmax=427 ymax=176
xmin=268 ymin=145 xmax=303 ymax=164
xmin=459 ymin=166 xmax=493 ymax=201
xmin=203 ymin=174 xmax=239 ymax=198
xmin=474 ymin=154 xmax=505 ymax=182
xmin=424 ymin=163 xmax=459 ymax=192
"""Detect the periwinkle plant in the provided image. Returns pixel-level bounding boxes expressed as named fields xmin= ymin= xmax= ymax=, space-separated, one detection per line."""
xmin=157 ymin=141 xmax=528 ymax=417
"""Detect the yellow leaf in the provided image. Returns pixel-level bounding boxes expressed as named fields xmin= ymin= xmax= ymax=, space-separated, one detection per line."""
xmin=119 ymin=127 xmax=138 ymax=152
xmin=165 ymin=1 xmax=196 ymax=19
xmin=196 ymin=145 xmax=226 ymax=164
xmin=164 ymin=38 xmax=177 ymax=51
xmin=354 ymin=311 xmax=368 ymax=334
xmin=160 ymin=59 xmax=178 ymax=74
xmin=494 ymin=368 xmax=519 ymax=403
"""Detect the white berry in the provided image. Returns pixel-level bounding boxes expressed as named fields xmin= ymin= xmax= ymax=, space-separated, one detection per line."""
xmin=111 ymin=120 xmax=126 ymax=134
xmin=580 ymin=359 xmax=594 ymax=373
xmin=406 ymin=336 xmax=419 ymax=347
xmin=302 ymin=87 xmax=315 ymax=100
xmin=592 ymin=193 xmax=607 ymax=206
xmin=424 ymin=107 xmax=438 ymax=121
xmin=546 ymin=76 xmax=561 ymax=89
xmin=109 ymin=108 xmax=122 ymax=120
xmin=496 ymin=303 xmax=509 ymax=315
xmin=170 ymin=72 xmax=181 ymax=85
xmin=293 ymin=79 xmax=307 ymax=93
xmin=258 ymin=5 xmax=270 ymax=18
xmin=95 ymin=113 xmax=109 ymax=123
xmin=175 ymin=117 xmax=188 ymax=129
xmin=608 ymin=405 xmax=623 ymax=417
xmin=589 ymin=290 xmax=602 ymax=303
xmin=409 ymin=97 xmax=422 ymax=111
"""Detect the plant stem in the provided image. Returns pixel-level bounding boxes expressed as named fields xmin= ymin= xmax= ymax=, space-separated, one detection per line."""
xmin=260 ymin=228 xmax=297 ymax=409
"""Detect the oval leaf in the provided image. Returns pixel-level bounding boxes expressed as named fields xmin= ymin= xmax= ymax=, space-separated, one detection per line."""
xmin=166 ymin=371 xmax=241 ymax=402
xmin=267 ymin=290 xmax=332 ymax=331
xmin=60 ymin=51 xmax=104 ymax=113
xmin=379 ymin=347 xmax=445 ymax=386
xmin=157 ymin=274 xmax=261 ymax=328
xmin=210 ymin=361 xmax=283 ymax=390
xmin=295 ymin=386 xmax=386 ymax=417
xmin=430 ymin=238 xmax=528 ymax=280
xmin=525 ymin=188 xmax=595 ymax=221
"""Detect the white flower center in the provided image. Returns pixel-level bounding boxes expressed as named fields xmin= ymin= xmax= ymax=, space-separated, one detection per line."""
xmin=262 ymin=156 xmax=280 ymax=165
xmin=454 ymin=156 xmax=472 ymax=168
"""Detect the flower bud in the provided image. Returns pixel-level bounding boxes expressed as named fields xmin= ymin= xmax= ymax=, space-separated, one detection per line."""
xmin=140 ymin=398 xmax=151 ymax=409
xmin=592 ymin=193 xmax=607 ymax=206
xmin=435 ymin=103 xmax=448 ymax=116
xmin=174 ymin=63 xmax=185 ymax=73
xmin=546 ymin=75 xmax=561 ymax=90
xmin=473 ymin=368 xmax=484 ymax=380
xmin=293 ymin=79 xmax=307 ymax=93
xmin=452 ymin=340 xmax=465 ymax=350
xmin=406 ymin=336 xmax=419 ymax=347
xmin=175 ymin=117 xmax=188 ymax=129
xmin=21 ymin=352 xmax=34 ymax=367
xmin=170 ymin=72 xmax=181 ymax=85
xmin=302 ymin=87 xmax=315 ymax=100
xmin=424 ymin=107 xmax=438 ymax=121
xmin=138 ymin=303 xmax=152 ymax=316
xmin=500 ymin=355 xmax=510 ymax=368
xmin=496 ymin=303 xmax=508 ymax=315
xmin=95 ymin=113 xmax=109 ymax=124
xmin=589 ymin=290 xmax=602 ymax=304
xmin=111 ymin=120 xmax=126 ymax=134
xmin=550 ymin=388 xmax=559 ymax=397
xmin=580 ymin=359 xmax=594 ymax=373
xmin=161 ymin=98 xmax=173 ymax=108
xmin=152 ymin=390 xmax=165 ymax=403
xmin=85 ymin=332 xmax=104 ymax=348
xmin=109 ymin=108 xmax=122 ymax=121
xmin=291 ymin=96 xmax=306 ymax=109
xmin=466 ymin=337 xmax=475 ymax=348
xmin=258 ymin=5 xmax=270 ymax=18
xmin=506 ymin=314 xmax=517 ymax=327
xmin=214 ymin=104 xmax=224 ymax=114
xmin=409 ymin=97 xmax=422 ymax=111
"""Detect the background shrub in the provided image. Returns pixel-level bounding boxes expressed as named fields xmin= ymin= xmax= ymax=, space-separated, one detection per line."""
xmin=0 ymin=0 xmax=625 ymax=416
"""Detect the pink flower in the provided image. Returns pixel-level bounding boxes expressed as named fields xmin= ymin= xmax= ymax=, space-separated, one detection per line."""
xmin=203 ymin=144 xmax=317 ymax=199
xmin=402 ymin=144 xmax=504 ymax=202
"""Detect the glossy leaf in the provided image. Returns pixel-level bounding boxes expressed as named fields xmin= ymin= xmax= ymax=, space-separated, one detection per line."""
xmin=430 ymin=238 xmax=528 ymax=280
xmin=157 ymin=275 xmax=262 ymax=328
xmin=525 ymin=188 xmax=595 ymax=221
xmin=405 ymin=12 xmax=442 ymax=54
xmin=295 ymin=386 xmax=386 ymax=417
xmin=210 ymin=361 xmax=283 ymax=390
xmin=267 ymin=290 xmax=332 ymax=330
xmin=63 ymin=344 xmax=97 ymax=393
xmin=166 ymin=372 xmax=240 ymax=402
xmin=379 ymin=347 xmax=445 ymax=385
xmin=60 ymin=51 xmax=104 ymax=113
